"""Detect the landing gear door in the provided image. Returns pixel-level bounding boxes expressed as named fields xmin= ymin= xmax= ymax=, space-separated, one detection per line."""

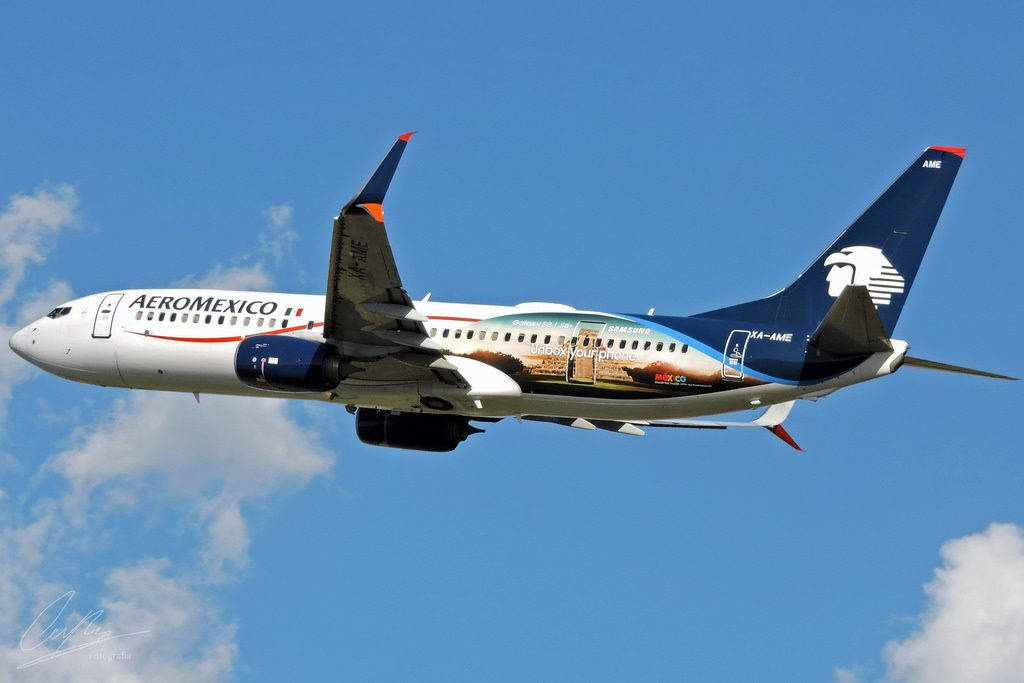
xmin=722 ymin=329 xmax=751 ymax=381
xmin=92 ymin=293 xmax=124 ymax=339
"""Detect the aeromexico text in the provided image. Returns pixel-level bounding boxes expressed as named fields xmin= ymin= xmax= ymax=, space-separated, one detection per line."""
xmin=128 ymin=294 xmax=280 ymax=315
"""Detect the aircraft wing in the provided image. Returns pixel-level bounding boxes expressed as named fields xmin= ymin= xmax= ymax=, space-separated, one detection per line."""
xmin=323 ymin=133 xmax=467 ymax=388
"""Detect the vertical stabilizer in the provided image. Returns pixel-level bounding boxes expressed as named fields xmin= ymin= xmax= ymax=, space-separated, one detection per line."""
xmin=695 ymin=146 xmax=965 ymax=334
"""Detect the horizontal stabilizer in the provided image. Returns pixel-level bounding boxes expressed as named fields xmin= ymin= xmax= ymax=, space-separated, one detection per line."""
xmin=811 ymin=285 xmax=892 ymax=355
xmin=904 ymin=356 xmax=1018 ymax=381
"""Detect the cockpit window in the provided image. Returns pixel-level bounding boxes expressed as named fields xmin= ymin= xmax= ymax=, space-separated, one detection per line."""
xmin=46 ymin=307 xmax=71 ymax=319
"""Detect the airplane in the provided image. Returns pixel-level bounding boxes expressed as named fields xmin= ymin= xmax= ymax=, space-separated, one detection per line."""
xmin=8 ymin=135 xmax=1016 ymax=452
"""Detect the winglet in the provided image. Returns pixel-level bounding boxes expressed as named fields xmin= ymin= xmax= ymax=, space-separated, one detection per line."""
xmin=755 ymin=400 xmax=802 ymax=451
xmin=767 ymin=424 xmax=802 ymax=451
xmin=348 ymin=132 xmax=416 ymax=214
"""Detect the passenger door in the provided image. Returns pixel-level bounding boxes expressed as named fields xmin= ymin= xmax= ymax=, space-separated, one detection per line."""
xmin=92 ymin=293 xmax=124 ymax=339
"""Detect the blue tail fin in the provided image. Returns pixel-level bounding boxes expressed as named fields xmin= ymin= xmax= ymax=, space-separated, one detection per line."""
xmin=695 ymin=146 xmax=965 ymax=335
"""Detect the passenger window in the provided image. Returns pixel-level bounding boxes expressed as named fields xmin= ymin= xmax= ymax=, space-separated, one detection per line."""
xmin=230 ymin=316 xmax=237 ymax=325
xmin=619 ymin=339 xmax=626 ymax=349
xmin=269 ymin=318 xmax=276 ymax=327
xmin=656 ymin=342 xmax=663 ymax=351
xmin=147 ymin=311 xmax=154 ymax=321
xmin=606 ymin=338 xmax=613 ymax=347
xmin=643 ymin=341 xmax=651 ymax=350
xmin=193 ymin=314 xmax=200 ymax=323
xmin=244 ymin=317 xmax=251 ymax=326
xmin=135 ymin=311 xmax=143 ymax=320
xmin=282 ymin=319 xmax=288 ymax=328
xmin=570 ymin=337 xmax=577 ymax=346
xmin=504 ymin=332 xmax=511 ymax=342
xmin=454 ymin=329 xmax=462 ymax=339
xmin=582 ymin=337 xmax=590 ymax=347
xmin=517 ymin=333 xmax=525 ymax=343
xmin=158 ymin=312 xmax=165 ymax=321
xmin=668 ymin=343 xmax=676 ymax=352
xmin=631 ymin=340 xmax=639 ymax=350
xmin=257 ymin=318 xmax=264 ymax=327
xmin=429 ymin=328 xmax=437 ymax=337
xmin=170 ymin=313 xmax=176 ymax=322
xmin=491 ymin=331 xmax=498 ymax=341
xmin=218 ymin=316 xmax=225 ymax=324
xmin=467 ymin=330 xmax=474 ymax=340
xmin=543 ymin=335 xmax=551 ymax=344
xmin=558 ymin=336 xmax=565 ymax=345
xmin=530 ymin=334 xmax=537 ymax=343
xmin=595 ymin=338 xmax=602 ymax=346
xmin=681 ymin=344 xmax=689 ymax=353
xmin=205 ymin=315 xmax=212 ymax=324
xmin=307 ymin=321 xmax=314 ymax=330
xmin=442 ymin=329 xmax=450 ymax=338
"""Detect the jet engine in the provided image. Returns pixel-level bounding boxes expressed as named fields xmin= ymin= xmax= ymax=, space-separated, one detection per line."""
xmin=355 ymin=408 xmax=484 ymax=452
xmin=235 ymin=335 xmax=344 ymax=392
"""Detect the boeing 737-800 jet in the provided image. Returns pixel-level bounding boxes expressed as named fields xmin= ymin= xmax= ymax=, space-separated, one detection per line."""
xmin=8 ymin=135 xmax=1016 ymax=451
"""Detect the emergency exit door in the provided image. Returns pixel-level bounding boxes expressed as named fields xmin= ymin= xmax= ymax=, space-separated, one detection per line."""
xmin=92 ymin=293 xmax=124 ymax=338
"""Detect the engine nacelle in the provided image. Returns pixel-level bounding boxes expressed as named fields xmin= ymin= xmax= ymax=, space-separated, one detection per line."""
xmin=355 ymin=408 xmax=483 ymax=452
xmin=235 ymin=335 xmax=343 ymax=392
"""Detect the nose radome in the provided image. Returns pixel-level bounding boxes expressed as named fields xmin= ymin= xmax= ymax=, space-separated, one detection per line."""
xmin=9 ymin=326 xmax=30 ymax=360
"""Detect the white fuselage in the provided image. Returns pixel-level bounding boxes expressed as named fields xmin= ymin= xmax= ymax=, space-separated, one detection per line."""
xmin=8 ymin=289 xmax=907 ymax=421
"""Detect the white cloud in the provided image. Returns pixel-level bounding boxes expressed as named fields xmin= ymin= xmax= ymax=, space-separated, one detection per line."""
xmin=884 ymin=523 xmax=1024 ymax=683
xmin=1 ymin=388 xmax=332 ymax=679
xmin=199 ymin=497 xmax=250 ymax=574
xmin=834 ymin=666 xmax=861 ymax=683
xmin=174 ymin=201 xmax=298 ymax=291
xmin=53 ymin=392 xmax=332 ymax=505
xmin=0 ymin=184 xmax=79 ymax=429
xmin=259 ymin=203 xmax=298 ymax=265
xmin=0 ymin=559 xmax=235 ymax=681
xmin=0 ymin=185 xmax=78 ymax=309
xmin=1 ymin=190 xmax=333 ymax=680
xmin=173 ymin=263 xmax=273 ymax=291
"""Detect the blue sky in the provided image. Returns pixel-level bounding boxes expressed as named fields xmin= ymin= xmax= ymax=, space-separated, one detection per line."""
xmin=2 ymin=2 xmax=1023 ymax=680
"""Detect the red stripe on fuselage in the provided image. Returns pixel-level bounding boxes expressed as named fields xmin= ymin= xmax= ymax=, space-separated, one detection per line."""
xmin=427 ymin=315 xmax=480 ymax=322
xmin=128 ymin=322 xmax=324 ymax=343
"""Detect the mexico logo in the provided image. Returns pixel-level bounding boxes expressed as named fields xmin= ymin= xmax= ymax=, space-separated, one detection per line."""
xmin=824 ymin=246 xmax=905 ymax=306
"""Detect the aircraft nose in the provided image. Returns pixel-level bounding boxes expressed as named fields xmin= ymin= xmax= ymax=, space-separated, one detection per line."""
xmin=8 ymin=325 xmax=32 ymax=360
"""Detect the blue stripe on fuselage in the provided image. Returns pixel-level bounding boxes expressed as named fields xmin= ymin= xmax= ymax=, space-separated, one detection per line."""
xmin=616 ymin=313 xmax=865 ymax=386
